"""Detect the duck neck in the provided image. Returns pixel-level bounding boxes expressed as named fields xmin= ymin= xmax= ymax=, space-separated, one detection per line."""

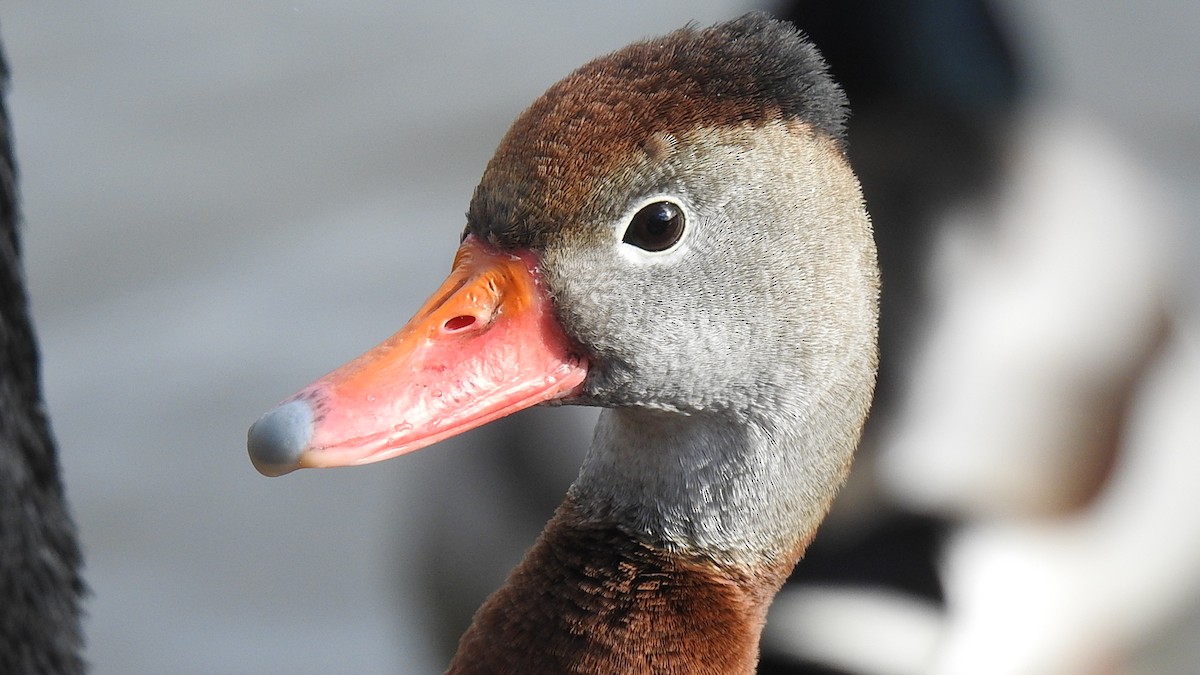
xmin=448 ymin=407 xmax=851 ymax=674
xmin=573 ymin=407 xmax=849 ymax=568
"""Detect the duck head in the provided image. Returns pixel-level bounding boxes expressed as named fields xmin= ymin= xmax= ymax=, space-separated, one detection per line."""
xmin=249 ymin=9 xmax=876 ymax=566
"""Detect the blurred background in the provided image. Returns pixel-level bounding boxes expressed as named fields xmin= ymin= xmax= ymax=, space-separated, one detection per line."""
xmin=2 ymin=1 xmax=1197 ymax=673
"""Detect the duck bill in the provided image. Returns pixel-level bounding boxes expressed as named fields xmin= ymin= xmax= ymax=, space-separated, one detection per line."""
xmin=247 ymin=236 xmax=588 ymax=476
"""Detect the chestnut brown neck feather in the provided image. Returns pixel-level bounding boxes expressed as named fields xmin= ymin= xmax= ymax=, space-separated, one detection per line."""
xmin=447 ymin=499 xmax=797 ymax=675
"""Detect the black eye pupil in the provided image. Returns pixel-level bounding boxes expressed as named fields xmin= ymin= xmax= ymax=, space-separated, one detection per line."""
xmin=624 ymin=201 xmax=685 ymax=252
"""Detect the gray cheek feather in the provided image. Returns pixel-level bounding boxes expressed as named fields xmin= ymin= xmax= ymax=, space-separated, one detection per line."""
xmin=546 ymin=122 xmax=877 ymax=560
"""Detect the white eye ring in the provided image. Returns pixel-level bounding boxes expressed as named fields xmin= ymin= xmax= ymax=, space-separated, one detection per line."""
xmin=616 ymin=196 xmax=691 ymax=261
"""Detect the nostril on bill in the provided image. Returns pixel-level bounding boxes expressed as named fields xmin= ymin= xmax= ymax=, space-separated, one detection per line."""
xmin=443 ymin=315 xmax=477 ymax=332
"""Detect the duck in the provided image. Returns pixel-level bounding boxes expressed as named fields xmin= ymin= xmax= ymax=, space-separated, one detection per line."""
xmin=0 ymin=47 xmax=87 ymax=673
xmin=247 ymin=12 xmax=878 ymax=674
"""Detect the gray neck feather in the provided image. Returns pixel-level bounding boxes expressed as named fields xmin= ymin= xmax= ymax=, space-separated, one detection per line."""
xmin=570 ymin=405 xmax=854 ymax=566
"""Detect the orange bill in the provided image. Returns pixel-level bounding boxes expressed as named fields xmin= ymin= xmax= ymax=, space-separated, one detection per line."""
xmin=247 ymin=236 xmax=589 ymax=476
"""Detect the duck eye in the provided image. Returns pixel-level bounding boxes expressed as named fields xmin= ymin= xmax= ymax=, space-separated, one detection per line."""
xmin=623 ymin=201 xmax=685 ymax=252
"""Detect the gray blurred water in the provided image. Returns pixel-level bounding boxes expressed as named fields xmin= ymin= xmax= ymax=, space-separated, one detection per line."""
xmin=2 ymin=1 xmax=1197 ymax=673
